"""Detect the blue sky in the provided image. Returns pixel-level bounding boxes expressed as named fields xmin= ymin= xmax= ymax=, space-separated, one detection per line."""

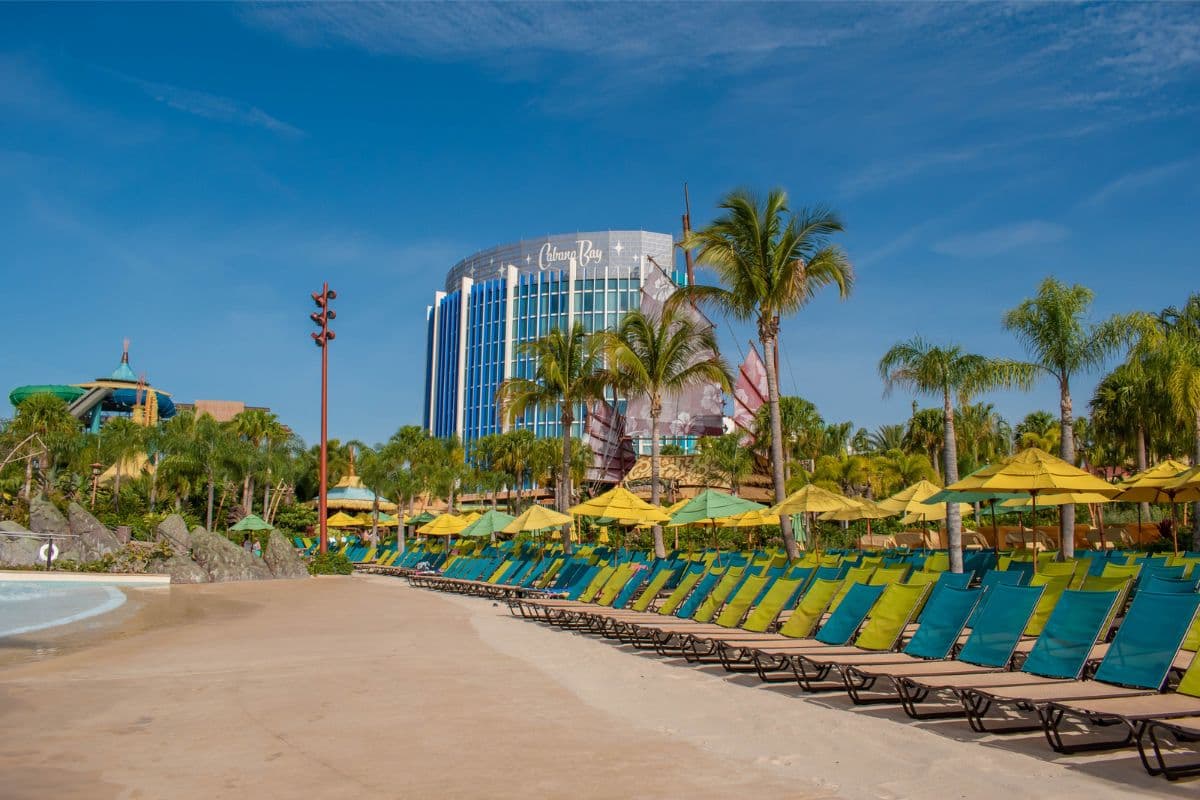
xmin=2 ymin=2 xmax=1198 ymax=446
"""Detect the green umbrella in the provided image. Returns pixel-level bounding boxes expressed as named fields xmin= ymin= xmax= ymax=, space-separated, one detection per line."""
xmin=458 ymin=509 xmax=517 ymax=538
xmin=405 ymin=511 xmax=437 ymax=525
xmin=231 ymin=513 xmax=273 ymax=532
xmin=670 ymin=489 xmax=764 ymax=526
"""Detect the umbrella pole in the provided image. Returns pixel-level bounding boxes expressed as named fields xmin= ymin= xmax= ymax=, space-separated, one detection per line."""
xmin=989 ymin=501 xmax=999 ymax=554
xmin=1171 ymin=498 xmax=1180 ymax=555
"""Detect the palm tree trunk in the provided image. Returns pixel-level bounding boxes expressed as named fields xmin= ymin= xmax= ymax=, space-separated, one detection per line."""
xmin=114 ymin=466 xmax=123 ymax=513
xmin=1136 ymin=425 xmax=1150 ymax=528
xmin=942 ymin=390 xmax=963 ymax=573
xmin=206 ymin=477 xmax=215 ymax=531
xmin=149 ymin=453 xmax=159 ymax=512
xmin=1059 ymin=379 xmax=1076 ymax=560
xmin=649 ymin=409 xmax=665 ymax=559
xmin=1193 ymin=409 xmax=1200 ymax=549
xmin=263 ymin=477 xmax=270 ymax=521
xmin=559 ymin=407 xmax=574 ymax=555
xmin=23 ymin=457 xmax=33 ymax=500
xmin=760 ymin=328 xmax=797 ymax=559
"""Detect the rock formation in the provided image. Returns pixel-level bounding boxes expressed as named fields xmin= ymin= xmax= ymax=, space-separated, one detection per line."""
xmin=28 ymin=498 xmax=68 ymax=536
xmin=263 ymin=531 xmax=309 ymax=579
xmin=0 ymin=522 xmax=40 ymax=566
xmin=154 ymin=514 xmax=193 ymax=557
xmin=188 ymin=526 xmax=272 ymax=582
xmin=68 ymin=502 xmax=122 ymax=561
xmin=147 ymin=554 xmax=210 ymax=583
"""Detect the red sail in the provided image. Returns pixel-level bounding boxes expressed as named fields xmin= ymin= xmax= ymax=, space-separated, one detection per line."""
xmin=732 ymin=343 xmax=768 ymax=441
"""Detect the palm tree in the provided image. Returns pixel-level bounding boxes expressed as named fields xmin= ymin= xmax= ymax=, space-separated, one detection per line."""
xmin=866 ymin=424 xmax=907 ymax=455
xmin=955 ymin=402 xmax=1012 ymax=474
xmin=1003 ymin=278 xmax=1135 ymax=558
xmin=875 ymin=449 xmax=937 ymax=497
xmin=1015 ymin=411 xmax=1060 ymax=452
xmin=101 ymin=417 xmax=147 ymax=512
xmin=676 ymin=189 xmax=854 ymax=558
xmin=605 ymin=307 xmax=732 ymax=557
xmin=6 ymin=393 xmax=80 ymax=499
xmin=1150 ymin=294 xmax=1200 ymax=543
xmin=493 ymin=429 xmax=537 ymax=509
xmin=879 ymin=335 xmax=1034 ymax=572
xmin=696 ymin=433 xmax=753 ymax=493
xmin=496 ymin=321 xmax=612 ymax=553
xmin=904 ymin=408 xmax=946 ymax=479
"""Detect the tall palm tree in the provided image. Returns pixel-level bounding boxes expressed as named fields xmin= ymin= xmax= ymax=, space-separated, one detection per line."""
xmin=866 ymin=424 xmax=907 ymax=455
xmin=493 ymin=429 xmax=537 ymax=509
xmin=1015 ymin=411 xmax=1061 ymax=452
xmin=1003 ymin=278 xmax=1135 ymax=558
xmin=605 ymin=307 xmax=732 ymax=557
xmin=101 ymin=417 xmax=147 ymax=513
xmin=1149 ymin=294 xmax=1200 ymax=543
xmin=676 ymin=189 xmax=854 ymax=559
xmin=7 ymin=393 xmax=80 ymax=499
xmin=496 ymin=321 xmax=612 ymax=553
xmin=904 ymin=408 xmax=946 ymax=479
xmin=879 ymin=335 xmax=1034 ymax=572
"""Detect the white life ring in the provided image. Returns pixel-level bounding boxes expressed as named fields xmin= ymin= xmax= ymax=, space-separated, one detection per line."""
xmin=38 ymin=543 xmax=60 ymax=562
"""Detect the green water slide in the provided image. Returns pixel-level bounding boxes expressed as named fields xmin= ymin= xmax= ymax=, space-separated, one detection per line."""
xmin=8 ymin=384 xmax=87 ymax=407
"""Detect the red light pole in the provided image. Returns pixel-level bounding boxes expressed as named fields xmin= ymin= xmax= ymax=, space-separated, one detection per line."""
xmin=311 ymin=283 xmax=337 ymax=554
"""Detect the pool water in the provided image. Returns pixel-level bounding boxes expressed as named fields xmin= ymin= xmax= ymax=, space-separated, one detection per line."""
xmin=0 ymin=580 xmax=127 ymax=638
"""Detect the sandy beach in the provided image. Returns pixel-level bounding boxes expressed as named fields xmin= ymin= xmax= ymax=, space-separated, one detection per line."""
xmin=0 ymin=575 xmax=1191 ymax=799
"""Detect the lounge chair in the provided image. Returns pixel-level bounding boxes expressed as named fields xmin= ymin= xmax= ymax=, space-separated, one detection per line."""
xmin=954 ymin=590 xmax=1200 ymax=735
xmin=853 ymin=583 xmax=1045 ymax=717
xmin=708 ymin=578 xmax=845 ymax=673
xmin=679 ymin=576 xmax=807 ymax=663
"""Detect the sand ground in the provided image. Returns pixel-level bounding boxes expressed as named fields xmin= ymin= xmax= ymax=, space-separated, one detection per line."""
xmin=0 ymin=575 xmax=1192 ymax=799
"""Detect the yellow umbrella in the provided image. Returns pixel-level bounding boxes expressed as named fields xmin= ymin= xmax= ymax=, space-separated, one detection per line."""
xmin=417 ymin=513 xmax=469 ymax=536
xmin=770 ymin=484 xmax=856 ymax=515
xmin=1114 ymin=459 xmax=1193 ymax=502
xmin=719 ymin=508 xmax=782 ymax=527
xmin=1164 ymin=465 xmax=1200 ymax=497
xmin=569 ymin=486 xmax=671 ymax=524
xmin=820 ymin=497 xmax=894 ymax=522
xmin=876 ymin=480 xmax=968 ymax=516
xmin=326 ymin=511 xmax=359 ymax=528
xmin=947 ymin=448 xmax=1118 ymax=495
xmin=500 ymin=504 xmax=573 ymax=534
xmin=946 ymin=447 xmax=1121 ymax=553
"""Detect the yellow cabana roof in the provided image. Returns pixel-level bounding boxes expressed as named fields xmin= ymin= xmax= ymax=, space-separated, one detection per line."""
xmin=98 ymin=452 xmax=153 ymax=484
xmin=326 ymin=511 xmax=360 ymax=528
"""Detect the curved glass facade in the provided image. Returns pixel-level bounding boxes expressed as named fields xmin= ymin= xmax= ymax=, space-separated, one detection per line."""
xmin=424 ymin=231 xmax=680 ymax=448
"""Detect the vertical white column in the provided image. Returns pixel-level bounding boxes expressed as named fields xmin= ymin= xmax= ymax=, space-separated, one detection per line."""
xmin=567 ymin=256 xmax=577 ymax=329
xmin=455 ymin=277 xmax=472 ymax=440
xmin=501 ymin=265 xmax=517 ymax=432
xmin=428 ymin=293 xmax=445 ymax=435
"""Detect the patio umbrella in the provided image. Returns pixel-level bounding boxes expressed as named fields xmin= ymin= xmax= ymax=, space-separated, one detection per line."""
xmin=405 ymin=511 xmax=437 ymax=526
xmin=719 ymin=508 xmax=782 ymax=527
xmin=326 ymin=511 xmax=359 ymax=528
xmin=945 ymin=447 xmax=1119 ymax=554
xmin=1115 ymin=459 xmax=1195 ymax=551
xmin=925 ymin=478 xmax=1024 ymax=548
xmin=769 ymin=484 xmax=856 ymax=551
xmin=669 ymin=489 xmax=765 ymax=554
xmin=375 ymin=513 xmax=399 ymax=528
xmin=877 ymin=480 xmax=971 ymax=543
xmin=500 ymin=504 xmax=573 ymax=534
xmin=458 ymin=509 xmax=517 ymax=538
xmin=417 ymin=513 xmax=469 ymax=536
xmin=670 ymin=489 xmax=764 ymax=525
xmin=569 ymin=486 xmax=671 ymax=524
xmin=819 ymin=497 xmax=893 ymax=522
xmin=231 ymin=513 xmax=272 ymax=532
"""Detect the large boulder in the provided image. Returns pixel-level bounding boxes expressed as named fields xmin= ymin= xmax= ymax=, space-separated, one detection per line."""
xmin=263 ymin=531 xmax=309 ymax=579
xmin=148 ymin=554 xmax=210 ymax=584
xmin=0 ymin=528 xmax=40 ymax=567
xmin=0 ymin=520 xmax=28 ymax=532
xmin=68 ymin=502 xmax=121 ymax=561
xmin=155 ymin=514 xmax=193 ymax=556
xmin=189 ymin=526 xmax=272 ymax=582
xmin=28 ymin=498 xmax=68 ymax=535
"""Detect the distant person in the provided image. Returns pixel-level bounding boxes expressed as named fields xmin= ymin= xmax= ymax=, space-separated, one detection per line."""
xmin=253 ymin=539 xmax=263 ymax=559
xmin=243 ymin=535 xmax=253 ymax=553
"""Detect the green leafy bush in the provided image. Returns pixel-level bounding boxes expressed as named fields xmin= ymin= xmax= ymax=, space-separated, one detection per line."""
xmin=307 ymin=551 xmax=354 ymax=575
xmin=273 ymin=504 xmax=318 ymax=533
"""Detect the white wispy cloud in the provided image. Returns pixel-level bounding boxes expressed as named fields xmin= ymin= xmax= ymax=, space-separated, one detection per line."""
xmin=1081 ymin=158 xmax=1199 ymax=208
xmin=932 ymin=220 xmax=1070 ymax=259
xmin=117 ymin=73 xmax=304 ymax=137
